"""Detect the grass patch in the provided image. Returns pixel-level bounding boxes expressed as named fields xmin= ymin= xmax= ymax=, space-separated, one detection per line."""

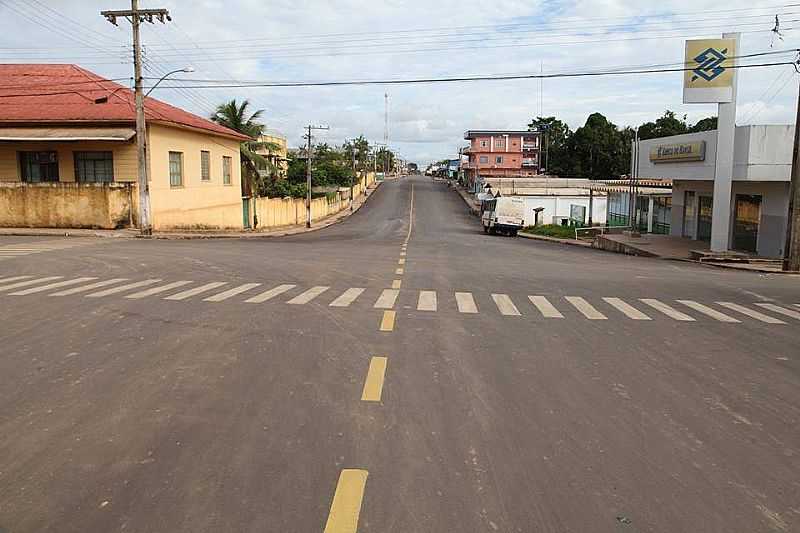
xmin=522 ymin=224 xmax=578 ymax=239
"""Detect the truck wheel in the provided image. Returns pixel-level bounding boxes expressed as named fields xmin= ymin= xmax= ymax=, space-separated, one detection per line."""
xmin=510 ymin=229 xmax=518 ymax=237
xmin=483 ymin=225 xmax=489 ymax=234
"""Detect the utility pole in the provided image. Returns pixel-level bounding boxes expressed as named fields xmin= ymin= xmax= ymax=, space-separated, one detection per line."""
xmin=304 ymin=124 xmax=329 ymax=228
xmin=783 ymin=77 xmax=800 ymax=271
xmin=384 ymin=93 xmax=389 ymax=176
xmin=101 ymin=1 xmax=171 ymax=236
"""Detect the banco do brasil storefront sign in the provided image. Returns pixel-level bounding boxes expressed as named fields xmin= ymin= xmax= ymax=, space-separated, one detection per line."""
xmin=649 ymin=141 xmax=706 ymax=163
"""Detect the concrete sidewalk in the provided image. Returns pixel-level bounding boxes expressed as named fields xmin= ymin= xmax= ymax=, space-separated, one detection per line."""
xmin=0 ymin=183 xmax=380 ymax=240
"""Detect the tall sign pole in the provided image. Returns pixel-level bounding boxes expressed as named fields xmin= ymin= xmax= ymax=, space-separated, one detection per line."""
xmin=101 ymin=2 xmax=171 ymax=235
xmin=783 ymin=78 xmax=800 ymax=271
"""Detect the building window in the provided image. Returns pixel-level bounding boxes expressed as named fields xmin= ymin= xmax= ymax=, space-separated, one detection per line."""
xmin=169 ymin=151 xmax=183 ymax=187
xmin=480 ymin=140 xmax=487 ymax=148
xmin=495 ymin=156 xmax=503 ymax=164
xmin=479 ymin=155 xmax=488 ymax=164
xmin=19 ymin=151 xmax=59 ymax=182
xmin=200 ymin=150 xmax=210 ymax=181
xmin=222 ymin=156 xmax=232 ymax=185
xmin=495 ymin=139 xmax=503 ymax=148
xmin=74 ymin=151 xmax=113 ymax=183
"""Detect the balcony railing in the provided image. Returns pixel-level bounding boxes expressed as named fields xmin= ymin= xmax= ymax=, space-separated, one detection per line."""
xmin=522 ymin=159 xmax=538 ymax=167
xmin=522 ymin=143 xmax=538 ymax=149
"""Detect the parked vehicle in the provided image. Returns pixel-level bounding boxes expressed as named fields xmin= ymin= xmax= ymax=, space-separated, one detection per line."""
xmin=481 ymin=196 xmax=525 ymax=236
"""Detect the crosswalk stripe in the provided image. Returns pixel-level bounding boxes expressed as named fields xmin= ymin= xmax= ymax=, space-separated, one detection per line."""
xmin=245 ymin=284 xmax=296 ymax=303
xmin=716 ymin=302 xmax=786 ymax=324
xmin=329 ymin=287 xmax=365 ymax=307
xmin=9 ymin=277 xmax=97 ymax=295
xmin=455 ymin=292 xmax=478 ymax=313
xmin=0 ymin=276 xmax=63 ymax=292
xmin=125 ymin=280 xmax=193 ymax=299
xmin=602 ymin=297 xmax=651 ymax=320
xmin=287 ymin=285 xmax=329 ymax=305
xmin=203 ymin=283 xmax=261 ymax=302
xmin=754 ymin=302 xmax=800 ymax=320
xmin=528 ymin=295 xmax=564 ymax=318
xmin=639 ymin=299 xmax=696 ymax=321
xmin=164 ymin=281 xmax=227 ymax=301
xmin=374 ymin=288 xmax=399 ymax=309
xmin=565 ymin=296 xmax=607 ymax=320
xmin=50 ymin=278 xmax=128 ymax=296
xmin=86 ymin=279 xmax=162 ymax=298
xmin=677 ymin=300 xmax=740 ymax=322
xmin=0 ymin=275 xmax=33 ymax=284
xmin=417 ymin=290 xmax=437 ymax=311
xmin=492 ymin=293 xmax=521 ymax=316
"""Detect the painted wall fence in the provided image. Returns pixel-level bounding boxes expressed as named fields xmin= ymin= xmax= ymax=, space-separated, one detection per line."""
xmin=0 ymin=182 xmax=137 ymax=229
xmin=253 ymin=172 xmax=376 ymax=229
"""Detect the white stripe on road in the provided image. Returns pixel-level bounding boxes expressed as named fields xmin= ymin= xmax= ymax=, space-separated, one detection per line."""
xmin=565 ymin=296 xmax=607 ymax=320
xmin=639 ymin=299 xmax=696 ymax=321
xmin=373 ymin=289 xmax=399 ymax=309
xmin=492 ymin=294 xmax=521 ymax=316
xmin=287 ymin=286 xmax=329 ymax=305
xmin=329 ymin=287 xmax=365 ymax=307
xmin=417 ymin=290 xmax=437 ymax=311
xmin=0 ymin=275 xmax=32 ymax=284
xmin=455 ymin=292 xmax=478 ymax=313
xmin=245 ymin=284 xmax=296 ymax=303
xmin=50 ymin=278 xmax=128 ymax=296
xmin=164 ymin=282 xmax=227 ymax=301
xmin=528 ymin=295 xmax=564 ymax=318
xmin=0 ymin=276 xmax=63 ymax=292
xmin=754 ymin=302 xmax=800 ymax=320
xmin=716 ymin=302 xmax=786 ymax=324
xmin=9 ymin=277 xmax=97 ymax=295
xmin=204 ymin=283 xmax=261 ymax=302
xmin=602 ymin=297 xmax=651 ymax=320
xmin=677 ymin=300 xmax=740 ymax=322
xmin=86 ymin=279 xmax=162 ymax=298
xmin=125 ymin=280 xmax=193 ymax=299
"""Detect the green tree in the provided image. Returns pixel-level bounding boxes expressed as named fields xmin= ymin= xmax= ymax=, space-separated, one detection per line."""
xmin=637 ymin=110 xmax=688 ymax=140
xmin=568 ymin=113 xmax=628 ymax=179
xmin=528 ymin=116 xmax=572 ymax=175
xmin=689 ymin=116 xmax=718 ymax=132
xmin=209 ymin=99 xmax=280 ymax=195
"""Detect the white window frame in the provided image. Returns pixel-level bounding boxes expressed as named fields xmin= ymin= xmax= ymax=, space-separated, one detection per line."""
xmin=200 ymin=150 xmax=210 ymax=181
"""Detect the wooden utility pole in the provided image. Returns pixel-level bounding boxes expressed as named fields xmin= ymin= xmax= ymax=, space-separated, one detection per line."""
xmin=101 ymin=1 xmax=171 ymax=235
xmin=783 ymin=78 xmax=800 ymax=271
xmin=304 ymin=124 xmax=329 ymax=228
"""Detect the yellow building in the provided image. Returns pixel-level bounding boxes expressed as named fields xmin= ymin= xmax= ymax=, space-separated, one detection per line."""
xmin=254 ymin=132 xmax=288 ymax=178
xmin=0 ymin=64 xmax=251 ymax=230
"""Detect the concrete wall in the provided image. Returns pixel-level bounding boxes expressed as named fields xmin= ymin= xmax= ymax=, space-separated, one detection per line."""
xmin=253 ymin=172 xmax=376 ymax=229
xmin=0 ymin=182 xmax=136 ymax=229
xmin=520 ymin=195 xmax=607 ymax=226
xmin=0 ymin=140 xmax=137 ymax=182
xmin=147 ymin=124 xmax=244 ymax=230
xmin=671 ymin=179 xmax=789 ymax=257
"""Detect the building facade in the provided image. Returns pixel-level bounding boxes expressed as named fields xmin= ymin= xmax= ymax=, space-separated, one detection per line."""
xmin=461 ymin=130 xmax=541 ymax=191
xmin=634 ymin=126 xmax=792 ymax=257
xmin=0 ymin=64 xmax=250 ymax=230
xmin=255 ymin=132 xmax=288 ymax=178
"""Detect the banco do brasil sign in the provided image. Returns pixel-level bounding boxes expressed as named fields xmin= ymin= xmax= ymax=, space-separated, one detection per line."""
xmin=649 ymin=141 xmax=706 ymax=163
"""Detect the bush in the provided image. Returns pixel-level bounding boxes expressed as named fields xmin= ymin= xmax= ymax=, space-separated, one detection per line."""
xmin=522 ymin=224 xmax=577 ymax=239
xmin=259 ymin=179 xmax=307 ymax=198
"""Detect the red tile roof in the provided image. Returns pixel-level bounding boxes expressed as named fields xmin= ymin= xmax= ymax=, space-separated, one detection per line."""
xmin=0 ymin=64 xmax=250 ymax=141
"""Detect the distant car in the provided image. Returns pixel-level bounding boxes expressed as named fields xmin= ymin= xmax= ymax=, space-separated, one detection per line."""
xmin=481 ymin=196 xmax=525 ymax=236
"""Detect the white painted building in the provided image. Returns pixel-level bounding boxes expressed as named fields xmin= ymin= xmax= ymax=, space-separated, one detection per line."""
xmin=634 ymin=125 xmax=792 ymax=257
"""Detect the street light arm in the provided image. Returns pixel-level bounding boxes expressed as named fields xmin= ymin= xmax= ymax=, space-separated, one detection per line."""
xmin=145 ymin=67 xmax=194 ymax=97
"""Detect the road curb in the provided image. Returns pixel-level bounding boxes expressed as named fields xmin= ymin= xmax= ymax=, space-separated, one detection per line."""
xmin=518 ymin=231 xmax=593 ymax=248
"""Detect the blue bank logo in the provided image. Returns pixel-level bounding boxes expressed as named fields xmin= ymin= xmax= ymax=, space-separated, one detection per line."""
xmin=691 ymin=47 xmax=728 ymax=82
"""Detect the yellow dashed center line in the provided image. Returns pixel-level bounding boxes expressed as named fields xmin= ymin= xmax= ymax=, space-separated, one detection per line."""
xmin=398 ymin=258 xmax=405 ymax=265
xmin=391 ymin=279 xmax=402 ymax=289
xmin=361 ymin=356 xmax=388 ymax=402
xmin=324 ymin=469 xmax=369 ymax=533
xmin=379 ymin=310 xmax=396 ymax=332
xmin=395 ymin=268 xmax=404 ymax=275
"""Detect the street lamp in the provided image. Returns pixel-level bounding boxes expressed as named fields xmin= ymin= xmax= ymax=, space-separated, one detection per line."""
xmin=145 ymin=66 xmax=194 ymax=96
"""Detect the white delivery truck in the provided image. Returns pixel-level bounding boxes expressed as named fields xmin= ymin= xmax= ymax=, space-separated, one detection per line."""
xmin=481 ymin=196 xmax=525 ymax=236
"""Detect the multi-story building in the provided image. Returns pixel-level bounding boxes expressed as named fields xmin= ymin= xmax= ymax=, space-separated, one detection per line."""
xmin=461 ymin=129 xmax=541 ymax=191
xmin=255 ymin=132 xmax=288 ymax=178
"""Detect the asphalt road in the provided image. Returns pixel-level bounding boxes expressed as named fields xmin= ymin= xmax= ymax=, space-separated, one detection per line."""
xmin=1 ymin=175 xmax=799 ymax=533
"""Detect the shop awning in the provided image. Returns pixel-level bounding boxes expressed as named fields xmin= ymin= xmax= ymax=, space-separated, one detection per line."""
xmin=0 ymin=127 xmax=136 ymax=141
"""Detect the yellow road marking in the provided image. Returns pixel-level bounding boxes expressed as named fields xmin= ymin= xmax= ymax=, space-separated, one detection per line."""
xmin=391 ymin=279 xmax=402 ymax=289
xmin=323 ymin=469 xmax=369 ymax=533
xmin=395 ymin=268 xmax=404 ymax=275
xmin=379 ymin=310 xmax=396 ymax=331
xmin=398 ymin=258 xmax=405 ymax=265
xmin=400 ymin=251 xmax=406 ymax=256
xmin=361 ymin=357 xmax=388 ymax=401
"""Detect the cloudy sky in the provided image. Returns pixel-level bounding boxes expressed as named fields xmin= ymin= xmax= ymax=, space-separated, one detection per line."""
xmin=1 ymin=0 xmax=797 ymax=164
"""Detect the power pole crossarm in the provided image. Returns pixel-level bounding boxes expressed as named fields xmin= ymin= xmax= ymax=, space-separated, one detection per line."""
xmin=101 ymin=1 xmax=171 ymax=236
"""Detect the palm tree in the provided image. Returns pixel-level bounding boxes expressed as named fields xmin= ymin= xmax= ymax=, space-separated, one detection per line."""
xmin=210 ymin=99 xmax=281 ymax=194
